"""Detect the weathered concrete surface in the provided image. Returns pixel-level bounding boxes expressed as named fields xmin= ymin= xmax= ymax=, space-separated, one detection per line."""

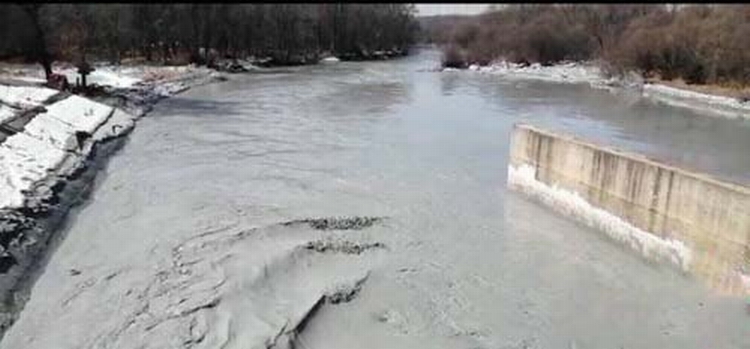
xmin=509 ymin=123 xmax=750 ymax=295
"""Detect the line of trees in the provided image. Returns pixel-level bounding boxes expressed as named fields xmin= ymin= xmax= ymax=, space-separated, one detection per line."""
xmin=430 ymin=4 xmax=750 ymax=86
xmin=0 ymin=4 xmax=418 ymax=79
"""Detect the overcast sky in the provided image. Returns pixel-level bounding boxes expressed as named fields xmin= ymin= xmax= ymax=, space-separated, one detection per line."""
xmin=415 ymin=4 xmax=491 ymax=17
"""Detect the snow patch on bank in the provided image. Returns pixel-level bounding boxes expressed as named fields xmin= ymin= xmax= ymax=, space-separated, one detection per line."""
xmin=508 ymin=163 xmax=692 ymax=271
xmin=41 ymin=95 xmax=114 ymax=134
xmin=321 ymin=56 xmax=341 ymax=63
xmin=0 ymin=105 xmax=16 ymax=123
xmin=8 ymin=76 xmax=47 ymax=84
xmin=0 ymin=95 xmax=115 ymax=209
xmin=643 ymin=83 xmax=750 ymax=119
xmin=55 ymin=64 xmax=222 ymax=93
xmin=447 ymin=61 xmax=750 ymax=118
xmin=462 ymin=61 xmax=611 ymax=87
xmin=92 ymin=108 xmax=136 ymax=142
xmin=0 ymin=85 xmax=58 ymax=109
xmin=0 ymin=133 xmax=68 ymax=208
xmin=134 ymin=66 xmax=221 ymax=97
xmin=80 ymin=65 xmax=224 ymax=118
xmin=59 ymin=67 xmax=142 ymax=89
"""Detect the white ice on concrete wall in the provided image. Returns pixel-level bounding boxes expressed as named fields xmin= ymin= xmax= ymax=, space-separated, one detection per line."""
xmin=507 ymin=163 xmax=692 ymax=271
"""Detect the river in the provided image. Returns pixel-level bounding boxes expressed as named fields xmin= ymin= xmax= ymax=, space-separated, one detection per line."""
xmin=2 ymin=49 xmax=749 ymax=349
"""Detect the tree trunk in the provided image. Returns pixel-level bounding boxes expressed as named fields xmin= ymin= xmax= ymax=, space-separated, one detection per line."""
xmin=162 ymin=42 xmax=169 ymax=65
xmin=21 ymin=5 xmax=53 ymax=80
xmin=40 ymin=57 xmax=52 ymax=80
xmin=190 ymin=43 xmax=200 ymax=64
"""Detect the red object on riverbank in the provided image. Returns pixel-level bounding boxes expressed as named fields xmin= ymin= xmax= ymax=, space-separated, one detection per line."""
xmin=46 ymin=73 xmax=69 ymax=91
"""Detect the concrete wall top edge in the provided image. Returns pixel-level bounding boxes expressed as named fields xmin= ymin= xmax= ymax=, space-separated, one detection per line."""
xmin=513 ymin=122 xmax=750 ymax=195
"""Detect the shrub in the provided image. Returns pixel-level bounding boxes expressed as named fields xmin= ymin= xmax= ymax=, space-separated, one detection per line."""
xmin=441 ymin=44 xmax=465 ymax=68
xmin=435 ymin=4 xmax=750 ymax=87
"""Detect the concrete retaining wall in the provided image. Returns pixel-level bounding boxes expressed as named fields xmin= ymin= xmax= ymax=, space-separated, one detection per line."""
xmin=508 ymin=123 xmax=750 ymax=295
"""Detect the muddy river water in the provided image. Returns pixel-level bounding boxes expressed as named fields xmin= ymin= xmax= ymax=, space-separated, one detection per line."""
xmin=3 ymin=49 xmax=750 ymax=348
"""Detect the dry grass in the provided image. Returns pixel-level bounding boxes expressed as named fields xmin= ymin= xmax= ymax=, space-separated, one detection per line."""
xmin=140 ymin=69 xmax=181 ymax=83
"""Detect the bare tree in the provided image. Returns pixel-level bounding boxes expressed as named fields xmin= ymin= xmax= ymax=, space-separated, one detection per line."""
xmin=1 ymin=4 xmax=418 ymax=70
xmin=18 ymin=4 xmax=53 ymax=79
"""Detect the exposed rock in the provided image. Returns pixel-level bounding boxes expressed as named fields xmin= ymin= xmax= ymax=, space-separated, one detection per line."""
xmin=325 ymin=274 xmax=369 ymax=304
xmin=281 ymin=216 xmax=385 ymax=230
xmin=305 ymin=240 xmax=385 ymax=255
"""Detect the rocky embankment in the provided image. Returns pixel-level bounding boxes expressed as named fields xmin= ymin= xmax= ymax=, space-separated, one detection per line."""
xmin=0 ymin=65 xmax=225 ymax=334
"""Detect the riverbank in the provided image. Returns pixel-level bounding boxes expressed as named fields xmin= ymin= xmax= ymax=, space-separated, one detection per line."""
xmin=3 ymin=49 xmax=748 ymax=349
xmin=443 ymin=61 xmax=750 ymax=120
xmin=0 ymin=64 xmax=227 ymax=335
xmin=0 ymin=51 xmax=415 ymax=337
